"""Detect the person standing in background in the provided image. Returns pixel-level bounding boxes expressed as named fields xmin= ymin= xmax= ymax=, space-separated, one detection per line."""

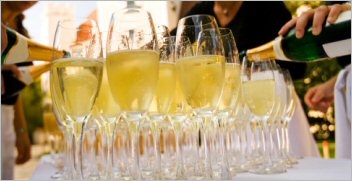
xmin=1 ymin=1 xmax=37 ymax=179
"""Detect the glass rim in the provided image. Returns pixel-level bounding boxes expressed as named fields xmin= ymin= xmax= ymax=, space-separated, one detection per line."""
xmin=58 ymin=18 xmax=99 ymax=31
xmin=178 ymin=14 xmax=218 ymax=27
xmin=52 ymin=57 xmax=104 ymax=64
xmin=219 ymin=28 xmax=233 ymax=37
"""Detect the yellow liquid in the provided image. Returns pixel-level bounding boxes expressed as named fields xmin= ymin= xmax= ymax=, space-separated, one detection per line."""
xmin=243 ymin=79 xmax=275 ymax=116
xmin=218 ymin=63 xmax=241 ymax=110
xmin=50 ymin=73 xmax=65 ymax=125
xmin=106 ymin=50 xmax=159 ymax=112
xmin=95 ymin=65 xmax=120 ymax=121
xmin=43 ymin=112 xmax=61 ymax=134
xmin=52 ymin=58 xmax=103 ymax=122
xmin=149 ymin=63 xmax=176 ymax=114
xmin=169 ymin=78 xmax=188 ymax=114
xmin=176 ymin=55 xmax=225 ymax=110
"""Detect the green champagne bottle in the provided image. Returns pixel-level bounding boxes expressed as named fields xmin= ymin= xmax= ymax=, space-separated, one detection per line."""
xmin=242 ymin=10 xmax=351 ymax=62
xmin=1 ymin=27 xmax=69 ymax=64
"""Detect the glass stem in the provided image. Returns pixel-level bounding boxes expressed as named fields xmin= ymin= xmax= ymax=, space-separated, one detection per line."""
xmin=275 ymin=120 xmax=283 ymax=159
xmin=283 ymin=121 xmax=290 ymax=156
xmin=201 ymin=115 xmax=213 ymax=179
xmin=73 ymin=121 xmax=86 ymax=180
xmin=174 ymin=126 xmax=184 ymax=179
xmin=151 ymin=121 xmax=161 ymax=179
xmin=64 ymin=128 xmax=74 ymax=179
xmin=250 ymin=121 xmax=259 ymax=161
xmin=88 ymin=127 xmax=99 ymax=179
xmin=105 ymin=123 xmax=114 ymax=179
xmin=260 ymin=121 xmax=272 ymax=166
xmin=127 ymin=119 xmax=141 ymax=180
xmin=243 ymin=120 xmax=250 ymax=162
xmin=219 ymin=116 xmax=230 ymax=179
xmin=192 ymin=119 xmax=202 ymax=177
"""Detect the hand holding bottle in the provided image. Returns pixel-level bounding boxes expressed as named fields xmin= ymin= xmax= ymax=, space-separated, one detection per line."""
xmin=279 ymin=3 xmax=351 ymax=38
xmin=304 ymin=76 xmax=337 ymax=112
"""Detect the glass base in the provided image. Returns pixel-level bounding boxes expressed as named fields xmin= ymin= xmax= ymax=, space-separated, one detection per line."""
xmin=249 ymin=163 xmax=286 ymax=174
xmin=229 ymin=163 xmax=249 ymax=174
xmin=51 ymin=171 xmax=64 ymax=180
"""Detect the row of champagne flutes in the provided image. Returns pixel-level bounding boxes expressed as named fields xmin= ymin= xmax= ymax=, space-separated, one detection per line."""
xmin=49 ymin=7 xmax=299 ymax=180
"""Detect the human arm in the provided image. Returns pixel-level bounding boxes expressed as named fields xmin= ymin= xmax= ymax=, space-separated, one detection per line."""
xmin=304 ymin=75 xmax=337 ymax=112
xmin=13 ymin=95 xmax=31 ymax=164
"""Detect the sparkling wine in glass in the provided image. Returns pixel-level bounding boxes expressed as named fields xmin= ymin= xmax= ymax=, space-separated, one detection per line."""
xmin=106 ymin=8 xmax=159 ymax=179
xmin=147 ymin=36 xmax=177 ymax=179
xmin=175 ymin=15 xmax=225 ymax=179
xmin=51 ymin=18 xmax=103 ymax=179
xmin=241 ymin=57 xmax=279 ymax=174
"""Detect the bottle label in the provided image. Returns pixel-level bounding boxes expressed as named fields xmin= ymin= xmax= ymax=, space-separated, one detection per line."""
xmin=273 ymin=36 xmax=290 ymax=61
xmin=18 ymin=67 xmax=33 ymax=85
xmin=4 ymin=32 xmax=30 ymax=64
xmin=323 ymin=39 xmax=351 ymax=58
xmin=326 ymin=10 xmax=351 ymax=26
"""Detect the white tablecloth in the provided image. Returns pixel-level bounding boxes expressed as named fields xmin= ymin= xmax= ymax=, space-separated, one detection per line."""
xmin=31 ymin=156 xmax=351 ymax=180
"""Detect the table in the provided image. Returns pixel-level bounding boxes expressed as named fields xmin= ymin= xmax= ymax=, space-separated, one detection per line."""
xmin=31 ymin=156 xmax=351 ymax=180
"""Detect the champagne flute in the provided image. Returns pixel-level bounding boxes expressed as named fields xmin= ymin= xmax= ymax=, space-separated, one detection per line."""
xmin=280 ymin=69 xmax=298 ymax=165
xmin=212 ymin=28 xmax=241 ymax=179
xmin=50 ymin=83 xmax=74 ymax=180
xmin=43 ymin=101 xmax=66 ymax=180
xmin=175 ymin=15 xmax=225 ymax=179
xmin=268 ymin=63 xmax=288 ymax=172
xmin=92 ymin=31 xmax=120 ymax=179
xmin=82 ymin=117 xmax=101 ymax=179
xmin=147 ymin=36 xmax=177 ymax=179
xmin=167 ymin=35 xmax=193 ymax=179
xmin=241 ymin=57 xmax=276 ymax=174
xmin=51 ymin=18 xmax=103 ymax=179
xmin=106 ymin=8 xmax=159 ymax=179
xmin=155 ymin=24 xmax=171 ymax=40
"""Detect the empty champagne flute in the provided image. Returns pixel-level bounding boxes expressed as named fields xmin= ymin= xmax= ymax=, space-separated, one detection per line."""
xmin=51 ymin=18 xmax=103 ymax=179
xmin=280 ymin=69 xmax=298 ymax=165
xmin=106 ymin=8 xmax=159 ymax=179
xmin=269 ymin=63 xmax=288 ymax=172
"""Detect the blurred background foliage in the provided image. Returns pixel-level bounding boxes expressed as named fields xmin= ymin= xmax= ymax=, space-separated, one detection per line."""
xmin=21 ymin=79 xmax=44 ymax=142
xmin=21 ymin=1 xmax=343 ymax=158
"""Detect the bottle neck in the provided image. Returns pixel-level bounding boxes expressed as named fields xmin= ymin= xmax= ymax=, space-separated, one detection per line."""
xmin=245 ymin=40 xmax=278 ymax=61
xmin=2 ymin=27 xmax=66 ymax=64
xmin=18 ymin=63 xmax=51 ymax=85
